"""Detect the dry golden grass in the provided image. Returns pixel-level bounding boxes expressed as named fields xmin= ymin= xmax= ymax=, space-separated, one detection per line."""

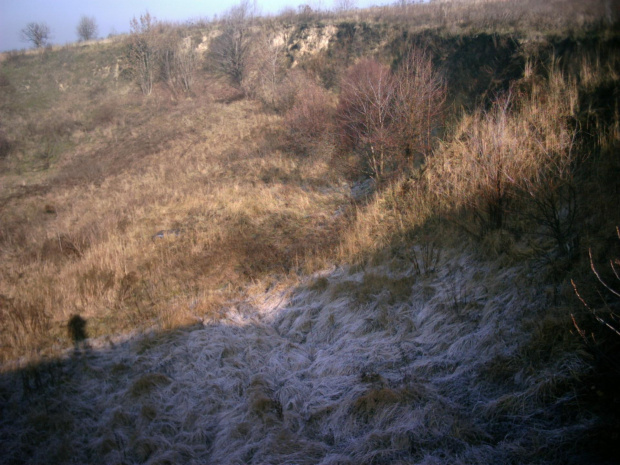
xmin=355 ymin=0 xmax=615 ymax=36
xmin=337 ymin=48 xmax=619 ymax=265
xmin=0 ymin=49 xmax=350 ymax=363
xmin=426 ymin=63 xmax=579 ymax=233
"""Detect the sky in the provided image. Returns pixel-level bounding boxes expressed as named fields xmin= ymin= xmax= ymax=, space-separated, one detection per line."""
xmin=0 ymin=0 xmax=393 ymax=52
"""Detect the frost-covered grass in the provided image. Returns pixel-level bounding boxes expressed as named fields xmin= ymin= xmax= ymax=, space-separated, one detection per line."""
xmin=0 ymin=247 xmax=593 ymax=464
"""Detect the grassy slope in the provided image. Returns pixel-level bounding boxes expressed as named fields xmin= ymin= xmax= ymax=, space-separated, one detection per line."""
xmin=0 ymin=45 xmax=349 ymax=361
xmin=1 ymin=0 xmax=619 ymax=463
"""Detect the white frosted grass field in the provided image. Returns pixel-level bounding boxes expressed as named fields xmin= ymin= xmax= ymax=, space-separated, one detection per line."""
xmin=0 ymin=248 xmax=592 ymax=464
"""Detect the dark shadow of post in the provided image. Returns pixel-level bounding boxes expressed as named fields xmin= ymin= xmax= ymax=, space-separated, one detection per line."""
xmin=67 ymin=314 xmax=88 ymax=352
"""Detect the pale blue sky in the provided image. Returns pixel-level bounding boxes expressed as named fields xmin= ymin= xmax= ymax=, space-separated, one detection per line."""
xmin=0 ymin=0 xmax=393 ymax=52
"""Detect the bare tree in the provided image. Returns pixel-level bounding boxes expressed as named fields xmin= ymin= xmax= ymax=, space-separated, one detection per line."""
xmin=252 ymin=27 xmax=288 ymax=108
xmin=20 ymin=22 xmax=51 ymax=49
xmin=335 ymin=50 xmax=444 ymax=180
xmin=128 ymin=12 xmax=158 ymax=95
xmin=298 ymin=4 xmax=314 ymax=21
xmin=334 ymin=0 xmax=356 ymax=13
xmin=159 ymin=32 xmax=177 ymax=92
xmin=175 ymin=39 xmax=198 ymax=93
xmin=209 ymin=0 xmax=254 ymax=87
xmin=337 ymin=58 xmax=397 ymax=179
xmin=393 ymin=47 xmax=446 ymax=166
xmin=76 ymin=16 xmax=98 ymax=41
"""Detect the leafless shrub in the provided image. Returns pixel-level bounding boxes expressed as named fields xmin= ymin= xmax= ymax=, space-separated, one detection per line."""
xmin=334 ymin=0 xmax=357 ymax=14
xmin=393 ymin=47 xmax=446 ymax=166
xmin=336 ymin=50 xmax=445 ymax=180
xmin=76 ymin=16 xmax=98 ymax=42
xmin=410 ymin=238 xmax=441 ymax=275
xmin=175 ymin=39 xmax=198 ymax=93
xmin=301 ymin=52 xmax=342 ymax=90
xmin=571 ymin=228 xmax=620 ymax=415
xmin=516 ymin=70 xmax=581 ymax=254
xmin=572 ymin=228 xmax=620 ymax=341
xmin=159 ymin=32 xmax=198 ymax=94
xmin=284 ymin=76 xmax=334 ymax=155
xmin=297 ymin=4 xmax=315 ymax=22
xmin=433 ymin=96 xmax=522 ymax=232
xmin=20 ymin=22 xmax=51 ymax=49
xmin=274 ymin=69 xmax=313 ymax=112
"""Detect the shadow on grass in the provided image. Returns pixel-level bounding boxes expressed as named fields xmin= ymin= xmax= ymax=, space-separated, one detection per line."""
xmin=0 ymin=225 xmax=613 ymax=465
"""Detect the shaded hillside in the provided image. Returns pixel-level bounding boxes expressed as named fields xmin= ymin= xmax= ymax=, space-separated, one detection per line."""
xmin=0 ymin=250 xmax=597 ymax=464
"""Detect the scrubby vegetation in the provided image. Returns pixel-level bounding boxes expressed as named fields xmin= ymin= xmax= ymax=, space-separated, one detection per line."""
xmin=0 ymin=0 xmax=619 ymax=463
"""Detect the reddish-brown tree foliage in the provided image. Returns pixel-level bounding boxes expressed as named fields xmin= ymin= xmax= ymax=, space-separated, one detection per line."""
xmin=337 ymin=58 xmax=397 ymax=179
xmin=336 ymin=51 xmax=445 ymax=179
xmin=284 ymin=74 xmax=334 ymax=154
xmin=393 ymin=47 xmax=446 ymax=166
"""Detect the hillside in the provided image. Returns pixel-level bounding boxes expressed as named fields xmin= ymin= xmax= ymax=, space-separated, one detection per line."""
xmin=1 ymin=0 xmax=619 ymax=463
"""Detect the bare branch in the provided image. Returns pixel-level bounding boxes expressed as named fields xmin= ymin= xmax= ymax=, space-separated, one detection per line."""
xmin=337 ymin=58 xmax=397 ymax=179
xmin=589 ymin=249 xmax=620 ymax=299
xmin=208 ymin=0 xmax=255 ymax=87
xmin=127 ymin=12 xmax=158 ymax=95
xmin=77 ymin=16 xmax=98 ymax=42
xmin=20 ymin=22 xmax=51 ymax=49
